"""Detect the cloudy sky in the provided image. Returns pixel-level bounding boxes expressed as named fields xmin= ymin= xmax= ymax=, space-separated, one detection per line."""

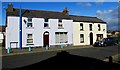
xmin=1 ymin=2 xmax=119 ymax=31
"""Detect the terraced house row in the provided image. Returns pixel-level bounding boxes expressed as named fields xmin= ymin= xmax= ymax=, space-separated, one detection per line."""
xmin=5 ymin=4 xmax=107 ymax=49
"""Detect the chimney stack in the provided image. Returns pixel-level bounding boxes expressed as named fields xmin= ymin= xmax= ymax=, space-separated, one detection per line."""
xmin=7 ymin=4 xmax=13 ymax=12
xmin=62 ymin=8 xmax=69 ymax=15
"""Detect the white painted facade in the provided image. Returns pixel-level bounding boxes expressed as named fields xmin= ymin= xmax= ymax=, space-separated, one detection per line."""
xmin=73 ymin=22 xmax=107 ymax=46
xmin=6 ymin=16 xmax=73 ymax=49
xmin=0 ymin=32 xmax=4 ymax=43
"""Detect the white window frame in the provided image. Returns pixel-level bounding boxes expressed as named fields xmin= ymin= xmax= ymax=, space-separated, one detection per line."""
xmin=80 ymin=23 xmax=83 ymax=31
xmin=27 ymin=18 xmax=33 ymax=27
xmin=80 ymin=34 xmax=84 ymax=43
xmin=44 ymin=18 xmax=49 ymax=28
xmin=26 ymin=34 xmax=34 ymax=45
xmin=55 ymin=32 xmax=68 ymax=44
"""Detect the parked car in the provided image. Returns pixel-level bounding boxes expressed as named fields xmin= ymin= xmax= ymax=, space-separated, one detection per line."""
xmin=93 ymin=37 xmax=118 ymax=47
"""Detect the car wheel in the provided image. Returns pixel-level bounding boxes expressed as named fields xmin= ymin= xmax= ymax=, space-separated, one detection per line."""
xmin=104 ymin=44 xmax=107 ymax=47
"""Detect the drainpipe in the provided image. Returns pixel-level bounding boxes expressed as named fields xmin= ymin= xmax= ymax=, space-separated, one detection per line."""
xmin=19 ymin=3 xmax=22 ymax=49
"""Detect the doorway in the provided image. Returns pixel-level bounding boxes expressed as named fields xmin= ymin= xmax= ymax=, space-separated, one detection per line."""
xmin=43 ymin=31 xmax=49 ymax=47
xmin=90 ymin=32 xmax=93 ymax=45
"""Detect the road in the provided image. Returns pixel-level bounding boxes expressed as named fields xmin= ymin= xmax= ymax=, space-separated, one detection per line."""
xmin=2 ymin=45 xmax=119 ymax=69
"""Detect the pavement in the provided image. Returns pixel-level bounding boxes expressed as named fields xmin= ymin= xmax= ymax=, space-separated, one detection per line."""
xmin=1 ymin=45 xmax=92 ymax=56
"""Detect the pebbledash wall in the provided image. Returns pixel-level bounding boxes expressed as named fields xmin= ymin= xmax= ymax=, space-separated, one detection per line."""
xmin=6 ymin=16 xmax=73 ymax=49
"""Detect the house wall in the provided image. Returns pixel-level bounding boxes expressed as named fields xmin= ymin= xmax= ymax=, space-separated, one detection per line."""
xmin=0 ymin=32 xmax=3 ymax=43
xmin=73 ymin=22 xmax=107 ymax=46
xmin=6 ymin=16 xmax=19 ymax=49
xmin=6 ymin=16 xmax=73 ymax=49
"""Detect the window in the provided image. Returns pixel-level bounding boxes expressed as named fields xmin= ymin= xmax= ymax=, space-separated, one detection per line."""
xmin=96 ymin=34 xmax=103 ymax=41
xmin=45 ymin=18 xmax=49 ymax=22
xmin=59 ymin=19 xmax=62 ymax=22
xmin=27 ymin=34 xmax=33 ymax=44
xmin=27 ymin=18 xmax=33 ymax=27
xmin=80 ymin=23 xmax=83 ymax=30
xmin=55 ymin=32 xmax=68 ymax=43
xmin=58 ymin=23 xmax=63 ymax=29
xmin=80 ymin=34 xmax=84 ymax=43
xmin=44 ymin=18 xmax=49 ymax=27
xmin=58 ymin=19 xmax=63 ymax=29
xmin=89 ymin=24 xmax=92 ymax=31
xmin=98 ymin=24 xmax=101 ymax=31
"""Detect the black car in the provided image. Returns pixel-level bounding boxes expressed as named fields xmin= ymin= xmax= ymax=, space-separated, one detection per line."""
xmin=93 ymin=37 xmax=118 ymax=47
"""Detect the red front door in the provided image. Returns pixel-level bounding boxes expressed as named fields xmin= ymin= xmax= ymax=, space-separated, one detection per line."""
xmin=43 ymin=32 xmax=49 ymax=47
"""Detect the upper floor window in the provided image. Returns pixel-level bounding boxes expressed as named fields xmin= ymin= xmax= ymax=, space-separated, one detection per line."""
xmin=44 ymin=18 xmax=49 ymax=28
xmin=27 ymin=18 xmax=33 ymax=27
xmin=98 ymin=24 xmax=101 ymax=31
xmin=45 ymin=18 xmax=49 ymax=22
xmin=58 ymin=19 xmax=63 ymax=29
xmin=59 ymin=19 xmax=62 ymax=22
xmin=80 ymin=23 xmax=83 ymax=30
xmin=58 ymin=23 xmax=64 ymax=29
xmin=89 ymin=24 xmax=92 ymax=31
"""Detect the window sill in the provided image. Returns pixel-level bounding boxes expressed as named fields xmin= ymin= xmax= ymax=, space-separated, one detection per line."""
xmin=26 ymin=27 xmax=34 ymax=29
xmin=44 ymin=27 xmax=50 ymax=29
xmin=80 ymin=30 xmax=84 ymax=31
xmin=26 ymin=43 xmax=34 ymax=46
xmin=58 ymin=27 xmax=64 ymax=29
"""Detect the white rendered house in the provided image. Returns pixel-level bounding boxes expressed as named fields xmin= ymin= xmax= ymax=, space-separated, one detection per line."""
xmin=5 ymin=6 xmax=107 ymax=49
xmin=70 ymin=15 xmax=107 ymax=46
xmin=6 ymin=8 xmax=73 ymax=49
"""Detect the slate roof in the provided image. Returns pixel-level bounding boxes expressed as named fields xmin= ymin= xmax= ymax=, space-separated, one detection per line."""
xmin=70 ymin=15 xmax=106 ymax=23
xmin=6 ymin=8 xmax=106 ymax=23
xmin=6 ymin=8 xmax=71 ymax=19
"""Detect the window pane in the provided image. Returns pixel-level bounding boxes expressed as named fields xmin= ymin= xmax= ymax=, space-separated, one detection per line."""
xmin=55 ymin=33 xmax=59 ymax=43
xmin=28 ymin=34 xmax=32 ymax=38
xmin=27 ymin=39 xmax=33 ymax=43
xmin=98 ymin=24 xmax=101 ymax=31
xmin=44 ymin=23 xmax=49 ymax=27
xmin=59 ymin=19 xmax=62 ymax=22
xmin=28 ymin=18 xmax=32 ymax=22
xmin=89 ymin=24 xmax=92 ymax=31
xmin=80 ymin=23 xmax=83 ymax=30
xmin=80 ymin=34 xmax=84 ymax=43
xmin=27 ymin=23 xmax=32 ymax=27
xmin=45 ymin=18 xmax=49 ymax=22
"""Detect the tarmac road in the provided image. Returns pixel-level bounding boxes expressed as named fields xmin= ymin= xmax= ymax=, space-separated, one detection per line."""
xmin=2 ymin=45 xmax=120 ymax=69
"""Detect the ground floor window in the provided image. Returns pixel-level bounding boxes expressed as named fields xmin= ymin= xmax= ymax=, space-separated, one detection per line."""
xmin=55 ymin=32 xmax=68 ymax=43
xmin=80 ymin=34 xmax=84 ymax=43
xmin=27 ymin=34 xmax=33 ymax=44
xmin=96 ymin=34 xmax=103 ymax=41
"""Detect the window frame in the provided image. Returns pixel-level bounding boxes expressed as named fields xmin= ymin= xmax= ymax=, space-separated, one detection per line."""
xmin=98 ymin=24 xmax=101 ymax=31
xmin=44 ymin=18 xmax=49 ymax=28
xmin=80 ymin=23 xmax=84 ymax=31
xmin=27 ymin=18 xmax=33 ymax=27
xmin=80 ymin=34 xmax=84 ymax=43
xmin=89 ymin=24 xmax=92 ymax=31
xmin=26 ymin=34 xmax=33 ymax=44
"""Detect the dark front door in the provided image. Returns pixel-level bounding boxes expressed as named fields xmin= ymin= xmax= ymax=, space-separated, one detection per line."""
xmin=43 ymin=31 xmax=49 ymax=47
xmin=90 ymin=32 xmax=93 ymax=45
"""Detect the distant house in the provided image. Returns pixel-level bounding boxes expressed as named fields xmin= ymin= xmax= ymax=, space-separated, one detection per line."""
xmin=5 ymin=4 xmax=107 ymax=49
xmin=107 ymin=31 xmax=120 ymax=37
xmin=0 ymin=26 xmax=6 ymax=46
